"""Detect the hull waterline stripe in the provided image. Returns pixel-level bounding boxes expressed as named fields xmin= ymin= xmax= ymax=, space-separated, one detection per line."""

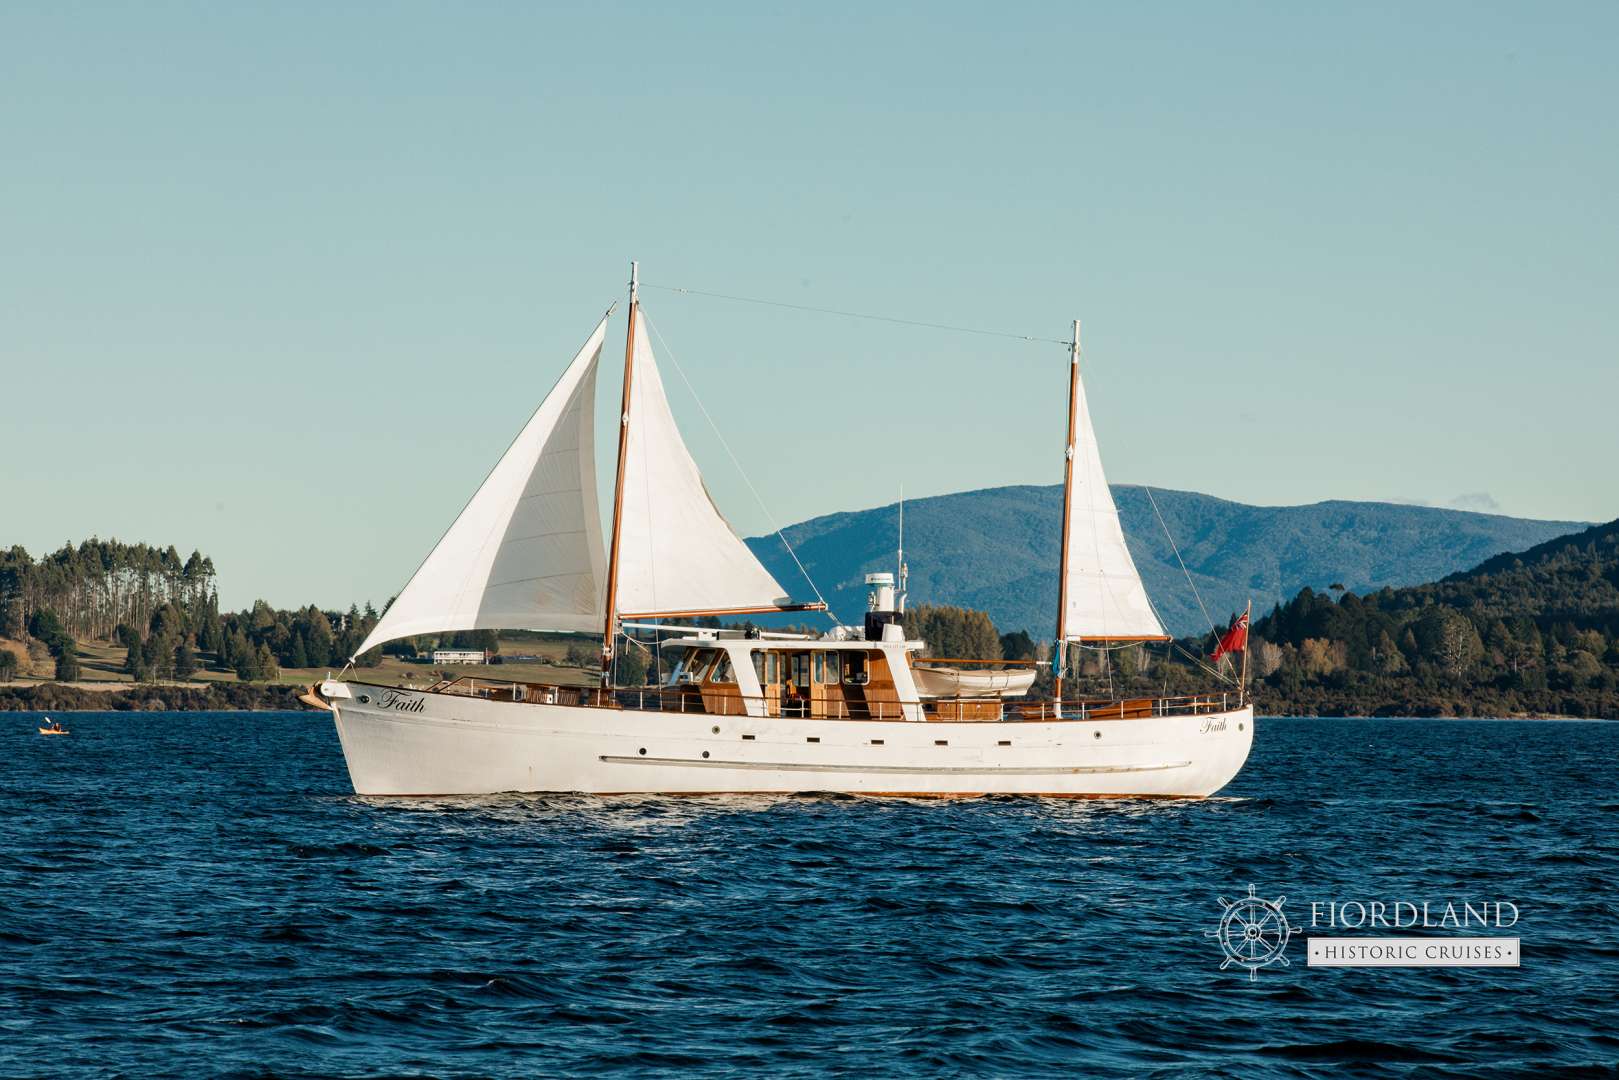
xmin=599 ymin=755 xmax=1191 ymax=775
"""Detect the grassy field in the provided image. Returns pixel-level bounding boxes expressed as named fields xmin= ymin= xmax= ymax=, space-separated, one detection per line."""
xmin=0 ymin=635 xmax=598 ymax=692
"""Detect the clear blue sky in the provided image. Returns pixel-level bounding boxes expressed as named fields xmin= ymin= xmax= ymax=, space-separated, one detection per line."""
xmin=4 ymin=2 xmax=1615 ymax=611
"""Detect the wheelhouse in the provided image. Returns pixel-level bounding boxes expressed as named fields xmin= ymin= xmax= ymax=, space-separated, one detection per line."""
xmin=655 ymin=635 xmax=920 ymax=720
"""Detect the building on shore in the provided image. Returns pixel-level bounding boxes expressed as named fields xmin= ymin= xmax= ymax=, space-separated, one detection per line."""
xmin=430 ymin=649 xmax=488 ymax=665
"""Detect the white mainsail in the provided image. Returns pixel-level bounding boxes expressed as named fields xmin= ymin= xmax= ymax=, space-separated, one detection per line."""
xmin=354 ymin=316 xmax=610 ymax=656
xmin=612 ymin=309 xmax=791 ymax=617
xmin=1060 ymin=362 xmax=1166 ymax=640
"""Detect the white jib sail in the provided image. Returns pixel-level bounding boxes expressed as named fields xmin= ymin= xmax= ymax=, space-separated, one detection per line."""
xmin=1062 ymin=364 xmax=1166 ymax=640
xmin=355 ymin=316 xmax=610 ymax=656
xmin=613 ymin=309 xmax=791 ymax=616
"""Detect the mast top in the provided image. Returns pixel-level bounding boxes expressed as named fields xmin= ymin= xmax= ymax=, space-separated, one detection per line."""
xmin=1071 ymin=319 xmax=1080 ymax=363
xmin=629 ymin=260 xmax=639 ymax=304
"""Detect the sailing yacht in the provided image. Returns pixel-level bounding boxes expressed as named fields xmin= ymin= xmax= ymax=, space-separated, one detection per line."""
xmin=307 ymin=265 xmax=1253 ymax=797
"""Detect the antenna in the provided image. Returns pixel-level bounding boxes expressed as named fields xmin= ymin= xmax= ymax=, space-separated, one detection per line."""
xmin=897 ymin=485 xmax=908 ymax=613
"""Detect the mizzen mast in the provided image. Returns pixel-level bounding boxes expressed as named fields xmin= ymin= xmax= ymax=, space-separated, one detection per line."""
xmin=600 ymin=260 xmax=640 ymax=687
xmin=1053 ymin=318 xmax=1081 ymax=709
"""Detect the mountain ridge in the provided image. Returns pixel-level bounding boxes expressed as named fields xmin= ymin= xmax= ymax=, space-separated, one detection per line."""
xmin=746 ymin=484 xmax=1589 ymax=638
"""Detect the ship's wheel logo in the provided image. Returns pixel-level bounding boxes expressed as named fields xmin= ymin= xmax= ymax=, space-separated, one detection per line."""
xmin=1207 ymin=884 xmax=1294 ymax=980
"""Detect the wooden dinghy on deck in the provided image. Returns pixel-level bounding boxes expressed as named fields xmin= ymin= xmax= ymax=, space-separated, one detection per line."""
xmin=910 ymin=659 xmax=1038 ymax=699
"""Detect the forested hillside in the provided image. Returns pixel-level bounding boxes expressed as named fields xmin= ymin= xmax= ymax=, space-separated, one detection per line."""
xmin=1247 ymin=519 xmax=1619 ymax=717
xmin=0 ymin=539 xmax=384 ymax=683
xmin=748 ymin=485 xmax=1586 ymax=637
xmin=7 ymin=507 xmax=1613 ymax=718
xmin=0 ymin=540 xmax=217 ymax=643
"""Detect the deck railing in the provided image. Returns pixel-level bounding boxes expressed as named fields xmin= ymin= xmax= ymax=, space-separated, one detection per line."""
xmin=421 ymin=676 xmax=1237 ymax=722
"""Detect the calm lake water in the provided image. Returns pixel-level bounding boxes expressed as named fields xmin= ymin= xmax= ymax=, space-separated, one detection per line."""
xmin=3 ymin=713 xmax=1616 ymax=1078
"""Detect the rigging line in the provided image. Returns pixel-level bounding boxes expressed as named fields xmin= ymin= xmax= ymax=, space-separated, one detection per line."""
xmin=1169 ymin=639 xmax=1236 ymax=686
xmin=641 ymin=311 xmax=840 ymax=625
xmin=1142 ymin=483 xmax=1220 ymax=640
xmin=641 ymin=282 xmax=1073 ymax=348
xmin=1076 ymin=640 xmax=1142 ymax=652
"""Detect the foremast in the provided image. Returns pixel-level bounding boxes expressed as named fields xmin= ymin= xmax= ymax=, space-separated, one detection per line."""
xmin=600 ymin=261 xmax=641 ymax=686
xmin=598 ymin=262 xmax=826 ymax=687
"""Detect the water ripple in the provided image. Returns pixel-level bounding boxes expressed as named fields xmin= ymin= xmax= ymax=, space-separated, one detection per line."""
xmin=2 ymin=713 xmax=1615 ymax=1077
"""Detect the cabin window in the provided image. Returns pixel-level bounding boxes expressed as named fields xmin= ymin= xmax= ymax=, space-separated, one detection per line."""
xmin=821 ymin=651 xmax=840 ymax=683
xmin=813 ymin=652 xmax=824 ymax=683
xmin=792 ymin=653 xmax=811 ymax=689
xmin=753 ymin=651 xmax=778 ymax=685
xmin=710 ymin=654 xmax=733 ymax=683
xmin=686 ymin=649 xmax=717 ymax=684
xmin=842 ymin=651 xmax=868 ymax=685
xmin=669 ymin=648 xmax=716 ymax=686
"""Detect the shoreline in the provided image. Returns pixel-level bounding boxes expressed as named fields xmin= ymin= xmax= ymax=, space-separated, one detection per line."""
xmin=1 ymin=681 xmax=310 ymax=713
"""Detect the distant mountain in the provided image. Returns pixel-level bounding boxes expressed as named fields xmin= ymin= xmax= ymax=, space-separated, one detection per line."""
xmin=746 ymin=485 xmax=1589 ymax=638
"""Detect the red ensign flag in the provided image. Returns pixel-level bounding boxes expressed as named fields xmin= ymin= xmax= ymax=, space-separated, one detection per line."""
xmin=1212 ymin=611 xmax=1249 ymax=661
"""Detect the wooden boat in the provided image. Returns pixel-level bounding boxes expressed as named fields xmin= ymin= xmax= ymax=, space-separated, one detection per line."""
xmin=910 ymin=658 xmax=1039 ymax=699
xmin=310 ymin=264 xmax=1253 ymax=796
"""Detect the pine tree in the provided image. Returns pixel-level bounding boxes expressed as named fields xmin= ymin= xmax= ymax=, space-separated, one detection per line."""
xmin=0 ymin=598 xmax=21 ymax=639
xmin=1375 ymin=630 xmax=1407 ymax=674
xmin=906 ymin=604 xmax=1002 ymax=660
xmin=231 ymin=631 xmax=260 ymax=680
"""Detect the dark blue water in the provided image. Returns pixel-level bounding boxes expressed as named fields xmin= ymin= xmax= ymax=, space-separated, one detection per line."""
xmin=3 ymin=714 xmax=1616 ymax=1078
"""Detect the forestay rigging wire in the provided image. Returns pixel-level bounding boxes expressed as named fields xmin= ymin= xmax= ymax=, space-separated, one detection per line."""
xmin=1143 ymin=484 xmax=1219 ymax=639
xmin=641 ymin=282 xmax=1073 ymax=348
xmin=645 ymin=279 xmax=1238 ymax=686
xmin=641 ymin=310 xmax=839 ymax=625
xmin=1139 ymin=486 xmax=1238 ymax=683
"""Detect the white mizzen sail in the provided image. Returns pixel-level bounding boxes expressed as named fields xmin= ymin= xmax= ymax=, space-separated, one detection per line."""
xmin=355 ymin=316 xmax=610 ymax=656
xmin=612 ymin=309 xmax=791 ymax=617
xmin=1060 ymin=362 xmax=1167 ymax=640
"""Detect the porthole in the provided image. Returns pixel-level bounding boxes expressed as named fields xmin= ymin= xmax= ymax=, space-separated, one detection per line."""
xmin=1094 ymin=730 xmax=1102 ymax=739
xmin=1238 ymin=722 xmax=1244 ymax=731
xmin=711 ymin=725 xmax=720 ymax=734
xmin=358 ymin=695 xmax=370 ymax=704
xmin=638 ymin=747 xmax=647 ymax=756
xmin=702 ymin=751 xmax=710 ymax=759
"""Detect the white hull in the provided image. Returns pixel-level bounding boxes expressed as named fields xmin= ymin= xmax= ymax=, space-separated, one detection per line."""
xmin=328 ymin=683 xmax=1253 ymax=798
